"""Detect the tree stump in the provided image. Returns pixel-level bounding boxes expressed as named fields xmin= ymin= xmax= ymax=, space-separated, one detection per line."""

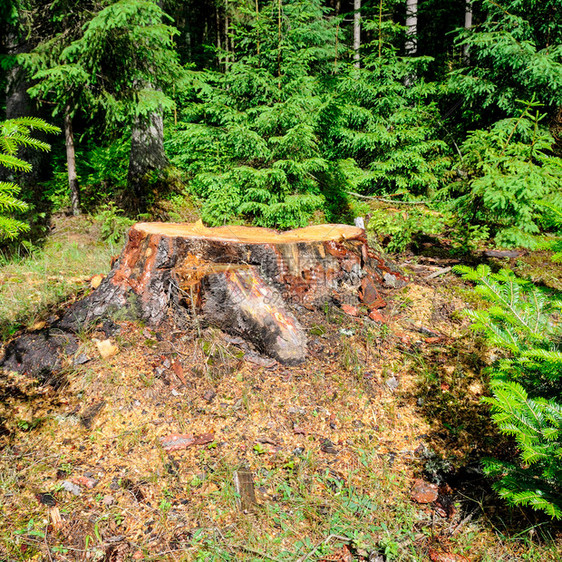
xmin=2 ymin=221 xmax=405 ymax=372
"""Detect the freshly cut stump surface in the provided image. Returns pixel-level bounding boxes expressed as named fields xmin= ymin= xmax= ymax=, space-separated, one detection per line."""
xmin=2 ymin=222 xmax=405 ymax=371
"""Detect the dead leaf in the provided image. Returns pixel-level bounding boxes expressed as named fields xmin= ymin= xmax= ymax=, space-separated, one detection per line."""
xmin=425 ymin=336 xmax=443 ymax=344
xmin=172 ymin=360 xmax=187 ymax=385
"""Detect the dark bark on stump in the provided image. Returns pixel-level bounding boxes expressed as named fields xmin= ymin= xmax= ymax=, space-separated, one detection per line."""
xmin=0 ymin=329 xmax=78 ymax=379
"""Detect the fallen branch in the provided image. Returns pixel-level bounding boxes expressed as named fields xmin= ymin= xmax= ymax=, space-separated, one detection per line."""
xmin=349 ymin=192 xmax=430 ymax=205
xmin=449 ymin=507 xmax=477 ymax=536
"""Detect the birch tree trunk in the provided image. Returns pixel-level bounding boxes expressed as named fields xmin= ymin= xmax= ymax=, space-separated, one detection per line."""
xmin=64 ymin=104 xmax=80 ymax=216
xmin=216 ymin=3 xmax=223 ymax=70
xmin=463 ymin=0 xmax=473 ymax=63
xmin=353 ymin=0 xmax=361 ymax=68
xmin=405 ymin=0 xmax=418 ymax=55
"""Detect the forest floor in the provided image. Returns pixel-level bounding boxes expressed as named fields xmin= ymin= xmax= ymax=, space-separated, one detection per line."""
xmin=1 ymin=214 xmax=562 ymax=561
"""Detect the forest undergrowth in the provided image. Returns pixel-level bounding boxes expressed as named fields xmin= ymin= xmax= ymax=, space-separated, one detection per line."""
xmin=0 ymin=210 xmax=561 ymax=561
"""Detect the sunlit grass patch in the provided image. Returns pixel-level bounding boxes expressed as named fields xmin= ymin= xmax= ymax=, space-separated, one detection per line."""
xmin=0 ymin=214 xmax=114 ymax=341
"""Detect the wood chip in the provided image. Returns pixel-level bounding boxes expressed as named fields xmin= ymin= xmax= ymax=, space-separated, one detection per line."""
xmin=233 ymin=468 xmax=257 ymax=511
xmin=369 ymin=309 xmax=385 ymax=323
xmin=411 ymin=479 xmax=438 ymax=503
xmin=341 ymin=304 xmax=359 ymax=317
xmin=72 ymin=476 xmax=98 ymax=489
xmin=49 ymin=506 xmax=63 ymax=529
xmin=90 ymin=274 xmax=105 ymax=289
xmin=95 ymin=338 xmax=118 ymax=359
xmin=160 ymin=432 xmax=214 ymax=452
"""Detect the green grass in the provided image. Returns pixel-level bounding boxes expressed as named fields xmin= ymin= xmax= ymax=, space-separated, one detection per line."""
xmin=0 ymin=214 xmax=114 ymax=340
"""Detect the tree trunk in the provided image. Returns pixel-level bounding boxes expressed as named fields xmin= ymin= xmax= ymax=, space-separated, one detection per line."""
xmin=353 ymin=0 xmax=361 ymax=68
xmin=255 ymin=0 xmax=260 ymax=56
xmin=2 ymin=34 xmax=49 ymax=186
xmin=551 ymin=106 xmax=562 ymax=156
xmin=277 ymin=0 xmax=282 ymax=83
xmin=55 ymin=221 xmax=405 ymax=365
xmin=216 ymin=3 xmax=223 ymax=69
xmin=225 ymin=0 xmax=230 ymax=70
xmin=64 ymin=104 xmax=80 ymax=216
xmin=405 ymin=0 xmax=417 ymax=55
xmin=463 ymin=0 xmax=473 ymax=63
xmin=127 ymin=110 xmax=168 ymax=214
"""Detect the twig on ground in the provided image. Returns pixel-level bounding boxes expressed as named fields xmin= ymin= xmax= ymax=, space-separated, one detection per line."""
xmin=425 ymin=266 xmax=452 ymax=280
xmin=44 ymin=526 xmax=53 ymax=562
xmin=162 ymin=340 xmax=191 ymax=357
xmin=230 ymin=544 xmax=284 ymax=561
xmin=297 ymin=534 xmax=352 ymax=562
xmin=449 ymin=507 xmax=478 ymax=536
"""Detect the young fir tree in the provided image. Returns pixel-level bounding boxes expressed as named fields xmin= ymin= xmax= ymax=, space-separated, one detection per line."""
xmin=319 ymin=0 xmax=450 ymax=199
xmin=442 ymin=101 xmax=562 ymax=248
xmin=0 ymin=117 xmax=59 ymax=240
xmin=449 ymin=0 xmax=562 ymax=124
xmin=456 ymin=264 xmax=562 ymax=519
xmin=443 ymin=1 xmax=562 ymax=248
xmin=166 ymin=0 xmax=345 ymax=228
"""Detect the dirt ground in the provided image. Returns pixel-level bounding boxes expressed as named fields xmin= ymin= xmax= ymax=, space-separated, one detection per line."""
xmin=1 ymin=246 xmax=561 ymax=561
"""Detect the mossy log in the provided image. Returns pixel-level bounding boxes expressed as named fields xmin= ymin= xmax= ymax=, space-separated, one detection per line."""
xmin=2 ymin=222 xmax=405 ymax=371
